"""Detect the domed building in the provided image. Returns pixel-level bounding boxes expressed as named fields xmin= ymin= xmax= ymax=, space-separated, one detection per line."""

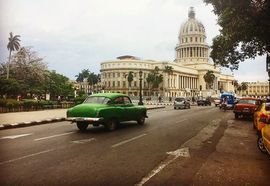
xmin=100 ymin=7 xmax=234 ymax=98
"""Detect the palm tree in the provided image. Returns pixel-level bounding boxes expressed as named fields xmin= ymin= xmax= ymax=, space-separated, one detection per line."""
xmin=203 ymin=70 xmax=215 ymax=89
xmin=7 ymin=32 xmax=21 ymax=79
xmin=127 ymin=71 xmax=134 ymax=95
xmin=163 ymin=65 xmax=173 ymax=97
xmin=241 ymin=82 xmax=248 ymax=96
xmin=147 ymin=66 xmax=163 ymax=96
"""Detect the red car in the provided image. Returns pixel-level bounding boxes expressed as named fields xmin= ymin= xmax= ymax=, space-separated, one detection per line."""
xmin=233 ymin=97 xmax=261 ymax=119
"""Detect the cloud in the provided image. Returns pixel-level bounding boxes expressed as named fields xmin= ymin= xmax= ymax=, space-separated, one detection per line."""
xmin=0 ymin=0 xmax=267 ymax=82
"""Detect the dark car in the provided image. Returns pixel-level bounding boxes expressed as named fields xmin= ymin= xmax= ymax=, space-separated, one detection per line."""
xmin=197 ymin=97 xmax=211 ymax=106
xmin=174 ymin=97 xmax=190 ymax=109
xmin=233 ymin=97 xmax=261 ymax=119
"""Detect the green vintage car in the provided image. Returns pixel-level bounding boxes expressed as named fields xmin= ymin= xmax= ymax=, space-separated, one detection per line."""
xmin=66 ymin=93 xmax=148 ymax=131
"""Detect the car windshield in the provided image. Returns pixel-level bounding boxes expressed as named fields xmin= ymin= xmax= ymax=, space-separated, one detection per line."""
xmin=175 ymin=98 xmax=184 ymax=102
xmin=83 ymin=96 xmax=111 ymax=104
xmin=238 ymin=99 xmax=256 ymax=105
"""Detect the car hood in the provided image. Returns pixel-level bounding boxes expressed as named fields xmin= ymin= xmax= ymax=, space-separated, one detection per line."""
xmin=67 ymin=103 xmax=107 ymax=117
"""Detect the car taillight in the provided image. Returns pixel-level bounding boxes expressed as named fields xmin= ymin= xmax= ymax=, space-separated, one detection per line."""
xmin=260 ymin=113 xmax=268 ymax=119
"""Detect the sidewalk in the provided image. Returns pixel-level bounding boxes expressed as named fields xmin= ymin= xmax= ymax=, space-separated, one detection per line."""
xmin=0 ymin=105 xmax=165 ymax=130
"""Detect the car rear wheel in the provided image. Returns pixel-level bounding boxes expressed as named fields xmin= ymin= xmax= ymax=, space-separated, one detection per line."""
xmin=257 ymin=135 xmax=267 ymax=154
xmin=105 ymin=119 xmax=118 ymax=131
xmin=76 ymin=122 xmax=89 ymax=131
xmin=137 ymin=115 xmax=146 ymax=125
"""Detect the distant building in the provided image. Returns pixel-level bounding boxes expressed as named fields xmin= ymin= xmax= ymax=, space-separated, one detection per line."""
xmin=100 ymin=7 xmax=235 ymax=98
xmin=244 ymin=82 xmax=269 ymax=98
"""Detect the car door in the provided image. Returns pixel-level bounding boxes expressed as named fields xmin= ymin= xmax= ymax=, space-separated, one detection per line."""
xmin=121 ymin=96 xmax=138 ymax=121
xmin=263 ymin=124 xmax=270 ymax=152
xmin=112 ymin=96 xmax=126 ymax=122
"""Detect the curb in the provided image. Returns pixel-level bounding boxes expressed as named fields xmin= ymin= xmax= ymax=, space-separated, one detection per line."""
xmin=0 ymin=118 xmax=66 ymax=130
xmin=0 ymin=106 xmax=166 ymax=130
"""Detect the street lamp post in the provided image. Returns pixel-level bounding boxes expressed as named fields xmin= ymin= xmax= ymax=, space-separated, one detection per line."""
xmin=138 ymin=70 xmax=143 ymax=105
xmin=266 ymin=54 xmax=270 ymax=97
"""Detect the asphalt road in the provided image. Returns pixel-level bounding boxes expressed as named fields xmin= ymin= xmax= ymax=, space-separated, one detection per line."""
xmin=0 ymin=106 xmax=268 ymax=185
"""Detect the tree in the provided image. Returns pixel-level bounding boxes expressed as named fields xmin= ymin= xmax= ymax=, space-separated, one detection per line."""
xmin=0 ymin=46 xmax=48 ymax=97
xmin=204 ymin=0 xmax=270 ymax=70
xmin=0 ymin=78 xmax=21 ymax=98
xmin=163 ymin=65 xmax=173 ymax=97
xmin=45 ymin=71 xmax=73 ymax=100
xmin=7 ymin=32 xmax=20 ymax=79
xmin=203 ymin=70 xmax=215 ymax=89
xmin=127 ymin=71 xmax=134 ymax=95
xmin=147 ymin=66 xmax=163 ymax=96
xmin=75 ymin=69 xmax=90 ymax=82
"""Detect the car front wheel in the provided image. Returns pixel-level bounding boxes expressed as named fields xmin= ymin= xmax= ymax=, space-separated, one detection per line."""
xmin=257 ymin=135 xmax=267 ymax=154
xmin=137 ymin=115 xmax=146 ymax=125
xmin=76 ymin=122 xmax=89 ymax=131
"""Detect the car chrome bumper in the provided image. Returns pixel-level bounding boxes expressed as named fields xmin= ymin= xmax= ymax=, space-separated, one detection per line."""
xmin=66 ymin=117 xmax=104 ymax=122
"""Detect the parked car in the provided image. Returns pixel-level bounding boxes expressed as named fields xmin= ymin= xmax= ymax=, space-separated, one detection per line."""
xmin=197 ymin=97 xmax=211 ymax=106
xmin=66 ymin=93 xmax=148 ymax=131
xmin=257 ymin=117 xmax=270 ymax=155
xmin=233 ymin=97 xmax=261 ymax=119
xmin=253 ymin=102 xmax=270 ymax=131
xmin=213 ymin=98 xmax=221 ymax=107
xmin=174 ymin=97 xmax=190 ymax=109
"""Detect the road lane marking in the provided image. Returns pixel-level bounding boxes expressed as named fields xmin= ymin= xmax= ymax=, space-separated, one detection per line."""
xmin=72 ymin=138 xmax=96 ymax=144
xmin=0 ymin=149 xmax=54 ymax=165
xmin=135 ymin=147 xmax=190 ymax=186
xmin=0 ymin=133 xmax=33 ymax=140
xmin=34 ymin=132 xmax=75 ymax=141
xmin=111 ymin=134 xmax=147 ymax=148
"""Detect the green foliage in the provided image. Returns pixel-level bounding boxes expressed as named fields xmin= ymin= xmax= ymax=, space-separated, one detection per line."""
xmin=204 ymin=0 xmax=270 ymax=70
xmin=203 ymin=70 xmax=215 ymax=89
xmin=127 ymin=71 xmax=134 ymax=87
xmin=147 ymin=66 xmax=163 ymax=89
xmin=0 ymin=78 xmax=21 ymax=97
xmin=45 ymin=71 xmax=74 ymax=100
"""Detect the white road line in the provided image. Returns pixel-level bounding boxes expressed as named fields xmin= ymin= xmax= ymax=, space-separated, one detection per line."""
xmin=0 ymin=133 xmax=33 ymax=140
xmin=34 ymin=132 xmax=75 ymax=141
xmin=135 ymin=148 xmax=190 ymax=186
xmin=0 ymin=149 xmax=54 ymax=165
xmin=111 ymin=134 xmax=147 ymax=148
xmin=72 ymin=138 xmax=96 ymax=144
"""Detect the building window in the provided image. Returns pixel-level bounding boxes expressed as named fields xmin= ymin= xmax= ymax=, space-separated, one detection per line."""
xmin=190 ymin=37 xmax=192 ymax=42
xmin=134 ymin=81 xmax=137 ymax=87
xmin=118 ymin=73 xmax=120 ymax=77
xmin=123 ymin=81 xmax=126 ymax=87
xmin=108 ymin=81 xmax=111 ymax=87
xmin=185 ymin=38 xmax=188 ymax=42
xmin=112 ymin=81 xmax=115 ymax=87
xmin=113 ymin=73 xmax=115 ymax=78
xmin=195 ymin=37 xmax=197 ymax=42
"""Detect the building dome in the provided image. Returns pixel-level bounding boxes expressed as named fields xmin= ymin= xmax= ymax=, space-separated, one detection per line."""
xmin=175 ymin=7 xmax=209 ymax=64
xmin=179 ymin=7 xmax=206 ymax=38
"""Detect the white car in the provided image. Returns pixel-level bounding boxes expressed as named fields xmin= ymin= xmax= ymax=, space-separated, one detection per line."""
xmin=214 ymin=98 xmax=221 ymax=107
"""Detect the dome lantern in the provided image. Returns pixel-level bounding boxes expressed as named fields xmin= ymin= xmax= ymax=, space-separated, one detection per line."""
xmin=188 ymin=7 xmax=195 ymax=19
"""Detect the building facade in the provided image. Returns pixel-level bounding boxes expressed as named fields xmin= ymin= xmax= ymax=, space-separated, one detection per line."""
xmin=100 ymin=7 xmax=235 ymax=98
xmin=244 ymin=82 xmax=269 ymax=97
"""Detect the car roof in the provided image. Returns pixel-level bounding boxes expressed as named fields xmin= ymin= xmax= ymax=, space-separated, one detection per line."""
xmin=89 ymin=93 xmax=127 ymax=100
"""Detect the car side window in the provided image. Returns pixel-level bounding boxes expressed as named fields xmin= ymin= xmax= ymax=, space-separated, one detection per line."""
xmin=123 ymin=96 xmax=132 ymax=104
xmin=114 ymin=97 xmax=124 ymax=105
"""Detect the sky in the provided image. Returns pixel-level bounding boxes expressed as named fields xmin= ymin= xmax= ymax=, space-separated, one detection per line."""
xmin=0 ymin=0 xmax=268 ymax=82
